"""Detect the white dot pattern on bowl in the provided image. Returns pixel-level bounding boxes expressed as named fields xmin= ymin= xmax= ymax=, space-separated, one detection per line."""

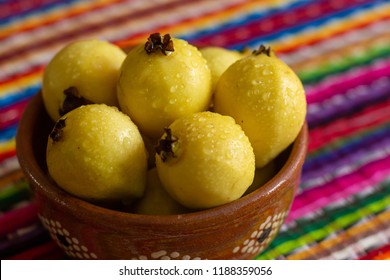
xmin=232 ymin=211 xmax=287 ymax=256
xmin=38 ymin=214 xmax=98 ymax=259
xmin=38 ymin=213 xmax=286 ymax=260
xmin=131 ymin=250 xmax=203 ymax=260
xmin=38 ymin=214 xmax=204 ymax=260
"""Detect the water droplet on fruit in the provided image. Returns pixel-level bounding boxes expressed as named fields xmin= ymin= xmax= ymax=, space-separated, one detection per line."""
xmin=262 ymin=69 xmax=272 ymax=75
xmin=202 ymin=146 xmax=214 ymax=155
xmin=191 ymin=61 xmax=199 ymax=68
xmin=262 ymin=92 xmax=271 ymax=101
xmin=242 ymin=64 xmax=251 ymax=72
xmin=152 ymin=100 xmax=160 ymax=109
xmin=225 ymin=150 xmax=233 ymax=160
xmin=251 ymin=79 xmax=262 ymax=85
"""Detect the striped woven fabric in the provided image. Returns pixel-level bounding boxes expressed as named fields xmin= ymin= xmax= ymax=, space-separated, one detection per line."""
xmin=1 ymin=0 xmax=390 ymax=260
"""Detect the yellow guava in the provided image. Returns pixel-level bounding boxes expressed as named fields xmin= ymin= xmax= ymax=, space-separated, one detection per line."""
xmin=214 ymin=45 xmax=306 ymax=168
xmin=199 ymin=46 xmax=243 ymax=91
xmin=46 ymin=104 xmax=147 ymax=203
xmin=134 ymin=168 xmax=188 ymax=215
xmin=155 ymin=111 xmax=255 ymax=209
xmin=42 ymin=39 xmax=126 ymax=121
xmin=117 ymin=33 xmax=212 ymax=139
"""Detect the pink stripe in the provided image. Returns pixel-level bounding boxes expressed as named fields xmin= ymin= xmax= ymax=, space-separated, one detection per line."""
xmin=308 ymin=98 xmax=390 ymax=152
xmin=191 ymin=0 xmax=367 ymax=48
xmin=6 ymin=241 xmax=64 ymax=260
xmin=306 ymin=58 xmax=390 ymax=104
xmin=0 ymin=203 xmax=38 ymax=236
xmin=287 ymin=155 xmax=390 ymax=223
xmin=0 ymin=99 xmax=29 ymax=130
xmin=0 ymin=0 xmax=56 ymax=20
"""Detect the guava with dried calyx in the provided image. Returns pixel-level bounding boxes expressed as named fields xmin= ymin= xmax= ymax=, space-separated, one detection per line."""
xmin=199 ymin=46 xmax=243 ymax=92
xmin=117 ymin=33 xmax=212 ymax=139
xmin=134 ymin=168 xmax=188 ymax=215
xmin=42 ymin=39 xmax=126 ymax=121
xmin=46 ymin=104 xmax=148 ymax=204
xmin=155 ymin=111 xmax=255 ymax=210
xmin=214 ymin=45 xmax=307 ymax=168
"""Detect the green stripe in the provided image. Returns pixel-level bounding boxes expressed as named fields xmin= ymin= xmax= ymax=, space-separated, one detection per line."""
xmin=306 ymin=122 xmax=390 ymax=163
xmin=298 ymin=43 xmax=390 ymax=84
xmin=0 ymin=179 xmax=30 ymax=211
xmin=256 ymin=180 xmax=390 ymax=259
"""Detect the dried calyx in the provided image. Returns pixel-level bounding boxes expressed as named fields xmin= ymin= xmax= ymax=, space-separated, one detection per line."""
xmin=59 ymin=86 xmax=91 ymax=116
xmin=145 ymin=33 xmax=174 ymax=56
xmin=50 ymin=118 xmax=66 ymax=142
xmin=155 ymin=127 xmax=178 ymax=162
xmin=252 ymin=44 xmax=272 ymax=56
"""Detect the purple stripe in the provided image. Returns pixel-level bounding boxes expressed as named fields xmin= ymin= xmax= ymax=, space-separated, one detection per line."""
xmin=307 ymin=77 xmax=390 ymax=127
xmin=0 ymin=223 xmax=50 ymax=259
xmin=301 ymin=133 xmax=390 ymax=188
xmin=306 ymin=58 xmax=390 ymax=104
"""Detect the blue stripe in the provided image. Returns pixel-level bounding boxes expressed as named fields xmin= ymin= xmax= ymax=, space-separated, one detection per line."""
xmin=231 ymin=0 xmax=387 ymax=50
xmin=303 ymin=122 xmax=390 ymax=173
xmin=0 ymin=0 xmax=81 ymax=26
xmin=0 ymin=85 xmax=40 ymax=108
xmin=179 ymin=0 xmax=312 ymax=42
xmin=0 ymin=124 xmax=18 ymax=142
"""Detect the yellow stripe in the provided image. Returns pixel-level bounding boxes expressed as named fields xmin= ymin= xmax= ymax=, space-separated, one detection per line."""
xmin=0 ymin=0 xmax=122 ymax=38
xmin=0 ymin=139 xmax=15 ymax=154
xmin=290 ymin=32 xmax=390 ymax=72
xmin=2 ymin=0 xmax=388 ymax=99
xmin=116 ymin=0 xmax=290 ymax=48
xmin=286 ymin=210 xmax=390 ymax=259
xmin=272 ymin=4 xmax=390 ymax=52
xmin=0 ymin=72 xmax=42 ymax=98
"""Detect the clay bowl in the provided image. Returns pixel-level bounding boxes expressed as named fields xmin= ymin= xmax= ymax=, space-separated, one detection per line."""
xmin=16 ymin=92 xmax=308 ymax=260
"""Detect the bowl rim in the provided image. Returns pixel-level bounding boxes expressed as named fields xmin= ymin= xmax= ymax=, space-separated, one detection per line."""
xmin=16 ymin=92 xmax=308 ymax=231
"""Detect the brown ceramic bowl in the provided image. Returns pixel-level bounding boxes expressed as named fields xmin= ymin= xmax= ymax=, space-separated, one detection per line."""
xmin=16 ymin=92 xmax=308 ymax=260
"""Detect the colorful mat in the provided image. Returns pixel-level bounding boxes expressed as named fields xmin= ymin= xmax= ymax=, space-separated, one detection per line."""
xmin=1 ymin=0 xmax=390 ymax=260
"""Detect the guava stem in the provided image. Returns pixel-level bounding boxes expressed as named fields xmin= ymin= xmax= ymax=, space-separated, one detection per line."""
xmin=155 ymin=127 xmax=178 ymax=162
xmin=144 ymin=33 xmax=174 ymax=56
xmin=59 ymin=86 xmax=91 ymax=116
xmin=252 ymin=45 xmax=271 ymax=56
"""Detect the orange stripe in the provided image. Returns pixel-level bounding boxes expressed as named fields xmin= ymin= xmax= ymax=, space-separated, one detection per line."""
xmin=0 ymin=0 xmax=283 ymax=91
xmin=116 ymin=2 xmax=390 ymax=52
xmin=2 ymin=1 xmax=387 ymax=95
xmin=0 ymin=0 xmax=124 ymax=40
xmin=115 ymin=0 xmax=287 ymax=48
xmin=273 ymin=4 xmax=390 ymax=52
xmin=374 ymin=250 xmax=390 ymax=260
xmin=290 ymin=31 xmax=390 ymax=72
xmin=286 ymin=211 xmax=390 ymax=259
xmin=0 ymin=69 xmax=42 ymax=96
